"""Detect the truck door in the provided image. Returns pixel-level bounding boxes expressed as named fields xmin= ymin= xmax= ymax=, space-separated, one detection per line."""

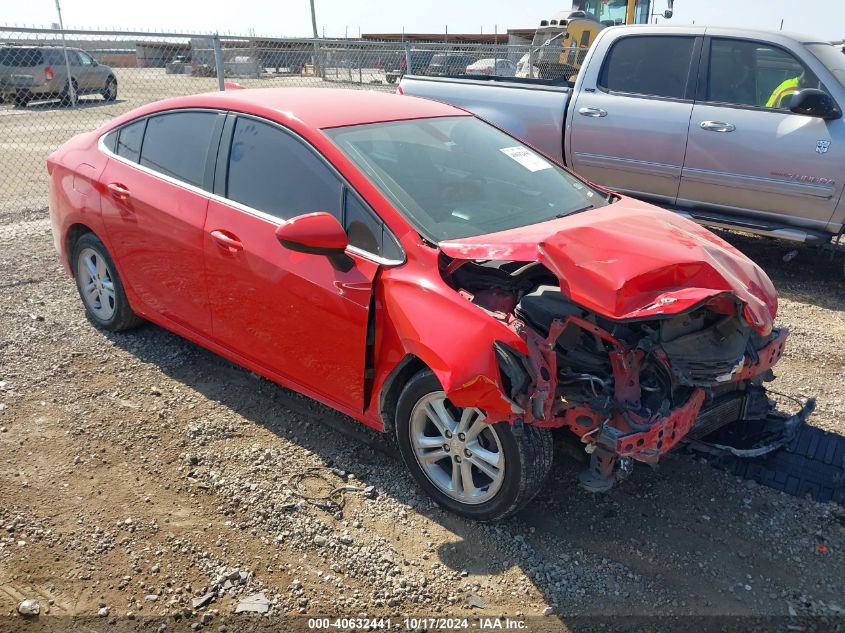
xmin=678 ymin=37 xmax=844 ymax=234
xmin=567 ymin=34 xmax=700 ymax=204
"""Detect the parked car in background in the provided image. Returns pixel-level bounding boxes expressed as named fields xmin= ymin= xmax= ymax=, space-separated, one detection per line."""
xmin=385 ymin=49 xmax=435 ymax=83
xmin=426 ymin=52 xmax=478 ymax=76
xmin=466 ymin=58 xmax=517 ymax=77
xmin=0 ymin=44 xmax=117 ymax=107
xmin=400 ymin=26 xmax=845 ymax=273
xmin=48 ymin=88 xmax=794 ymax=520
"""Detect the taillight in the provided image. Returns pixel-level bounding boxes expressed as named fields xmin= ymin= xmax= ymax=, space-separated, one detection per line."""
xmin=400 ymin=58 xmax=407 ymax=70
xmin=44 ymin=65 xmax=54 ymax=79
xmin=396 ymin=85 xmax=404 ymax=95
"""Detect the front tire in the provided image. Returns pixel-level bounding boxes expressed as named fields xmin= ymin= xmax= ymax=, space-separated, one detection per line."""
xmin=71 ymin=233 xmax=143 ymax=331
xmin=395 ymin=370 xmax=553 ymax=521
xmin=101 ymin=76 xmax=117 ymax=101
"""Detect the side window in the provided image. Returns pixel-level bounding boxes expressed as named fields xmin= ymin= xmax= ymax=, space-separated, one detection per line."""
xmin=102 ymin=129 xmax=118 ymax=153
xmin=226 ymin=117 xmax=342 ymax=220
xmin=115 ymin=119 xmax=145 ymax=162
xmin=65 ymin=50 xmax=81 ymax=66
xmin=707 ymin=38 xmax=824 ymax=109
xmin=344 ymin=189 xmax=402 ymax=260
xmin=344 ymin=190 xmax=381 ymax=255
xmin=77 ymin=51 xmax=94 ymax=66
xmin=43 ymin=50 xmax=64 ymax=66
xmin=140 ymin=111 xmax=219 ymax=187
xmin=599 ymin=36 xmax=696 ymax=99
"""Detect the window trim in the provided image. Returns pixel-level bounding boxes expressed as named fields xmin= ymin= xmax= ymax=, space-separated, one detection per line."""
xmin=215 ymin=112 xmax=406 ymax=266
xmin=596 ymin=34 xmax=702 ymax=103
xmin=99 ymin=109 xmax=405 ymax=267
xmin=695 ymin=35 xmax=840 ymax=115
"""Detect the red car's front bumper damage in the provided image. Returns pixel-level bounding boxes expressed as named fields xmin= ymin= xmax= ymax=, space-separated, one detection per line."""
xmin=429 ymin=203 xmax=797 ymax=488
xmin=518 ymin=315 xmax=789 ymax=480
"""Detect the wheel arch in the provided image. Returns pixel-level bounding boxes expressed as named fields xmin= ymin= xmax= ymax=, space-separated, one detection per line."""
xmin=378 ymin=353 xmax=430 ymax=437
xmin=65 ymin=222 xmax=96 ymax=276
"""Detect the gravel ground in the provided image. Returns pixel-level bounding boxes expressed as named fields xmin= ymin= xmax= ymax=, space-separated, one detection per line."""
xmin=0 ymin=206 xmax=843 ymax=632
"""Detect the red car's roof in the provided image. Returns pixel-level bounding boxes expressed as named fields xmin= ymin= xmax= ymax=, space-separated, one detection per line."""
xmin=125 ymin=88 xmax=469 ymax=129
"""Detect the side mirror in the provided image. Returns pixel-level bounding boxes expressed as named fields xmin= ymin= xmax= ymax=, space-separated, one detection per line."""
xmin=789 ymin=88 xmax=842 ymax=120
xmin=275 ymin=212 xmax=353 ymax=271
xmin=663 ymin=9 xmax=674 ymax=18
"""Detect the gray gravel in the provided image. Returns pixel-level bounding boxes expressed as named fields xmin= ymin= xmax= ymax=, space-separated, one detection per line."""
xmin=0 ymin=206 xmax=843 ymax=629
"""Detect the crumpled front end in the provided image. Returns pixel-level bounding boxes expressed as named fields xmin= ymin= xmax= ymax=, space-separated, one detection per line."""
xmin=435 ymin=205 xmax=796 ymax=488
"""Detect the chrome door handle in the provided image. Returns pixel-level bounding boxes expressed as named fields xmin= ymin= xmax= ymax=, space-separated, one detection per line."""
xmin=579 ymin=106 xmax=608 ymax=118
xmin=700 ymin=121 xmax=736 ymax=132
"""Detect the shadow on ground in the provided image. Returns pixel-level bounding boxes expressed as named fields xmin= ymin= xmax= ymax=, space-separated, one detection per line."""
xmin=102 ymin=319 xmax=845 ymax=628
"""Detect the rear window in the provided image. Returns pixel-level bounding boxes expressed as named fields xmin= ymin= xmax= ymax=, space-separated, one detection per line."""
xmin=140 ymin=111 xmax=219 ymax=187
xmin=0 ymin=47 xmax=43 ymax=67
xmin=599 ymin=36 xmax=696 ymax=99
xmin=116 ymin=119 xmax=146 ymax=163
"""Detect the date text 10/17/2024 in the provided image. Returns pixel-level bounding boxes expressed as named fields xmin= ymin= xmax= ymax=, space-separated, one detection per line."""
xmin=307 ymin=617 xmax=528 ymax=630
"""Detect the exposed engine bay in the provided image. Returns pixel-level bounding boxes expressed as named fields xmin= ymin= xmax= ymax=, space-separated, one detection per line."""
xmin=441 ymin=255 xmax=799 ymax=489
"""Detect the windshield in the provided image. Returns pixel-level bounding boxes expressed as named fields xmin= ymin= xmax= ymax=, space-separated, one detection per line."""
xmin=807 ymin=43 xmax=845 ymax=88
xmin=325 ymin=116 xmax=608 ymax=241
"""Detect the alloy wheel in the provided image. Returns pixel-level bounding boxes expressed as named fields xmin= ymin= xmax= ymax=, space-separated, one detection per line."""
xmin=409 ymin=391 xmax=505 ymax=504
xmin=77 ymin=247 xmax=116 ymax=320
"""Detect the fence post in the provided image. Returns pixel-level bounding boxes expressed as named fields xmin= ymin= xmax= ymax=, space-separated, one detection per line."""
xmin=212 ymin=34 xmax=225 ymax=91
xmin=403 ymin=42 xmax=412 ymax=76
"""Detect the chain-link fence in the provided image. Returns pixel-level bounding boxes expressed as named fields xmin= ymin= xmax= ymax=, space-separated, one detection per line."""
xmin=0 ymin=26 xmax=568 ymax=213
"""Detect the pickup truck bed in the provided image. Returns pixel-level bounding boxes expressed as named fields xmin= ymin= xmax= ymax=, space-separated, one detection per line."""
xmin=400 ymin=25 xmax=845 ymax=261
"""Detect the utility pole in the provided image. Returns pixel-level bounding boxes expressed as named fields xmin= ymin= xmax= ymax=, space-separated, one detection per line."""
xmin=309 ymin=0 xmax=322 ymax=76
xmin=53 ymin=0 xmax=76 ymax=106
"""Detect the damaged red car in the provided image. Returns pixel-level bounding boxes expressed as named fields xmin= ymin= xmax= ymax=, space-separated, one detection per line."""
xmin=48 ymin=88 xmax=796 ymax=520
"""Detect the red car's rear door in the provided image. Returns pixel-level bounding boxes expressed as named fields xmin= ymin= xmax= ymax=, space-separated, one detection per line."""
xmin=203 ymin=115 xmax=392 ymax=413
xmin=100 ymin=110 xmax=225 ymax=335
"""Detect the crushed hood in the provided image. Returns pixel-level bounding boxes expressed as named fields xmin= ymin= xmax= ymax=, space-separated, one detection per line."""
xmin=438 ymin=199 xmax=777 ymax=333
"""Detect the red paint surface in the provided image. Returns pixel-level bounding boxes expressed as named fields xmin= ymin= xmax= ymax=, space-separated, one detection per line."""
xmin=440 ymin=199 xmax=778 ymax=334
xmin=47 ymin=88 xmax=785 ymax=464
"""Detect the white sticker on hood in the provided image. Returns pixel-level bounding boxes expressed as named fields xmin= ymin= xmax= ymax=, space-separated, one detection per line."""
xmin=500 ymin=146 xmax=552 ymax=172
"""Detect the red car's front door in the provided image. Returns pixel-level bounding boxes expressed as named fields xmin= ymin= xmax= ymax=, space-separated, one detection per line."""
xmin=204 ymin=201 xmax=378 ymax=411
xmin=203 ymin=116 xmax=379 ymax=413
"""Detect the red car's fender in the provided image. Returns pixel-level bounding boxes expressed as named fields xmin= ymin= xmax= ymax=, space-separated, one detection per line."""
xmin=366 ymin=245 xmax=527 ymax=431
xmin=47 ymin=131 xmax=112 ymax=276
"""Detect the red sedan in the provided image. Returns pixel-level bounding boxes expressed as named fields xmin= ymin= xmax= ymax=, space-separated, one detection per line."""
xmin=48 ymin=88 xmax=788 ymax=520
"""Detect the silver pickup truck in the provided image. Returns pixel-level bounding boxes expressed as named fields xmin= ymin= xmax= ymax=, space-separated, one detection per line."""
xmin=399 ymin=25 xmax=845 ymax=269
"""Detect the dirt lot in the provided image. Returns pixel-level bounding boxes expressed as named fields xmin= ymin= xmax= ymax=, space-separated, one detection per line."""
xmin=0 ymin=198 xmax=844 ymax=632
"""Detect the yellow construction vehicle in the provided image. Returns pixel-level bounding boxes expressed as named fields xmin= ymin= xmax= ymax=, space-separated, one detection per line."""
xmin=528 ymin=1 xmax=674 ymax=80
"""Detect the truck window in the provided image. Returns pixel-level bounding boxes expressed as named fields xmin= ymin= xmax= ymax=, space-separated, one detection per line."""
xmin=707 ymin=39 xmax=824 ymax=109
xmin=598 ymin=36 xmax=695 ymax=99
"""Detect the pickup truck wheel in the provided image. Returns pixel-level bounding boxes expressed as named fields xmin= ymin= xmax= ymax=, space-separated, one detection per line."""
xmin=395 ymin=369 xmax=553 ymax=521
xmin=72 ymin=233 xmax=143 ymax=332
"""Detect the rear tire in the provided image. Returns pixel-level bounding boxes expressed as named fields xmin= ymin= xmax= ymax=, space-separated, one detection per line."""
xmin=395 ymin=369 xmax=553 ymax=521
xmin=71 ymin=233 xmax=143 ymax=332
xmin=101 ymin=76 xmax=117 ymax=101
xmin=13 ymin=90 xmax=30 ymax=108
xmin=60 ymin=79 xmax=78 ymax=107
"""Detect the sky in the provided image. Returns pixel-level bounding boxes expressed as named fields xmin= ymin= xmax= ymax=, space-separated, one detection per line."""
xmin=2 ymin=0 xmax=843 ymax=41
